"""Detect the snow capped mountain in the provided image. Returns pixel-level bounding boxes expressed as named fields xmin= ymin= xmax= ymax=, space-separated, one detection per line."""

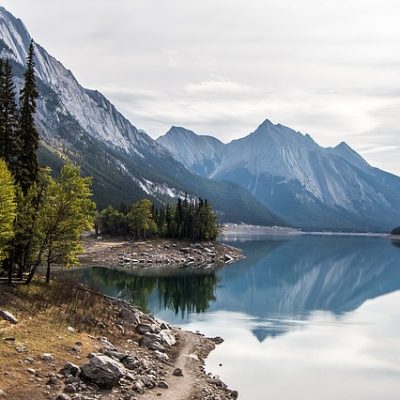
xmin=159 ymin=119 xmax=400 ymax=231
xmin=0 ymin=6 xmax=281 ymax=225
xmin=158 ymin=127 xmax=224 ymax=177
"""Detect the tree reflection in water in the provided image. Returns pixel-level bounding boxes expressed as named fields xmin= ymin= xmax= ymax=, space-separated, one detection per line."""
xmin=77 ymin=267 xmax=219 ymax=317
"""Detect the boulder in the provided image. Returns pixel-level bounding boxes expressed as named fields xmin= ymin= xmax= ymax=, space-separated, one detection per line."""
xmin=121 ymin=356 xmax=140 ymax=370
xmin=103 ymin=349 xmax=126 ymax=361
xmin=154 ymin=350 xmax=169 ymax=363
xmin=80 ymin=354 xmax=126 ymax=389
xmin=140 ymin=334 xmax=165 ymax=352
xmin=0 ymin=310 xmax=17 ymax=324
xmin=159 ymin=330 xmax=176 ymax=346
xmin=136 ymin=323 xmax=153 ymax=335
xmin=59 ymin=362 xmax=81 ymax=377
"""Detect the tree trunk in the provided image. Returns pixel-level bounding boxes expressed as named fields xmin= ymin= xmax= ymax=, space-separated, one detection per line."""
xmin=16 ymin=247 xmax=24 ymax=279
xmin=25 ymin=264 xmax=37 ymax=285
xmin=46 ymin=245 xmax=52 ymax=284
xmin=46 ymin=260 xmax=51 ymax=283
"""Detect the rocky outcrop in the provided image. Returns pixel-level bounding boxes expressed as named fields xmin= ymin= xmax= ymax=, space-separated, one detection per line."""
xmin=80 ymin=354 xmax=126 ymax=389
xmin=80 ymin=238 xmax=244 ymax=269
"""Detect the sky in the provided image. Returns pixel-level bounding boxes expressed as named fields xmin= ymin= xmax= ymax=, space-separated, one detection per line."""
xmin=2 ymin=0 xmax=400 ymax=175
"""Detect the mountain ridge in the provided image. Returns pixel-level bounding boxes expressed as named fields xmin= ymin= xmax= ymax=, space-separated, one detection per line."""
xmin=0 ymin=5 xmax=281 ymax=226
xmin=157 ymin=120 xmax=400 ymax=231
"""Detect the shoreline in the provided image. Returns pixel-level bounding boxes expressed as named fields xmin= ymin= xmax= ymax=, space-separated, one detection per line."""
xmin=0 ymin=281 xmax=238 ymax=400
xmin=388 ymin=234 xmax=400 ymax=241
xmin=79 ymin=237 xmax=244 ymax=269
xmin=220 ymin=223 xmax=391 ymax=238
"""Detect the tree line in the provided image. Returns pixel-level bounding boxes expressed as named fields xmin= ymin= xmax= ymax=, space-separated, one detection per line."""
xmin=0 ymin=41 xmax=96 ymax=284
xmin=392 ymin=226 xmax=400 ymax=235
xmin=98 ymin=196 xmax=219 ymax=241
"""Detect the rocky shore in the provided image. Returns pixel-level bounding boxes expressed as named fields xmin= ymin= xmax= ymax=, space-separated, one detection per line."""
xmin=0 ymin=283 xmax=238 ymax=400
xmin=79 ymin=238 xmax=244 ymax=269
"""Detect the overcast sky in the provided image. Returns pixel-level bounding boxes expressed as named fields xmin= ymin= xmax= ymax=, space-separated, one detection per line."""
xmin=2 ymin=0 xmax=400 ymax=175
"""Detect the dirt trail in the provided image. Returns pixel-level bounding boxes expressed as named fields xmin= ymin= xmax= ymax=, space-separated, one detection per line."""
xmin=141 ymin=331 xmax=205 ymax=400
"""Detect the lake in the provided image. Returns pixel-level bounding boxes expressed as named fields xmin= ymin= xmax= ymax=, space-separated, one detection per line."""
xmin=77 ymin=235 xmax=400 ymax=400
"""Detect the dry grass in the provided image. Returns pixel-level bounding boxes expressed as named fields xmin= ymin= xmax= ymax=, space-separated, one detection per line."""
xmin=0 ymin=277 xmax=142 ymax=399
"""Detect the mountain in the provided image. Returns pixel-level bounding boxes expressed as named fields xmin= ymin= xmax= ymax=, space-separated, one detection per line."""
xmin=0 ymin=6 xmax=281 ymax=225
xmin=158 ymin=127 xmax=224 ymax=178
xmin=157 ymin=119 xmax=400 ymax=231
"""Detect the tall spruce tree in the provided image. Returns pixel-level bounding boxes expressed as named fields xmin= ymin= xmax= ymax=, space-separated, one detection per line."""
xmin=0 ymin=59 xmax=20 ymax=173
xmin=18 ymin=40 xmax=39 ymax=193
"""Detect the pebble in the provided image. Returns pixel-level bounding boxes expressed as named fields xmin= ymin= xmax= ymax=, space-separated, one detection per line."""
xmin=41 ymin=353 xmax=54 ymax=362
xmin=56 ymin=394 xmax=71 ymax=400
xmin=64 ymin=383 xmax=77 ymax=394
xmin=172 ymin=368 xmax=183 ymax=377
xmin=158 ymin=381 xmax=169 ymax=389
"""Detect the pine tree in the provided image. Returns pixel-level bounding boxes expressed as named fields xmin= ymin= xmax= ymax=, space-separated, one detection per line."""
xmin=0 ymin=59 xmax=20 ymax=173
xmin=0 ymin=58 xmax=4 ymax=156
xmin=18 ymin=40 xmax=39 ymax=193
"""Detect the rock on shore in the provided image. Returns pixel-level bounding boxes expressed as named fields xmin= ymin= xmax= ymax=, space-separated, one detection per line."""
xmin=80 ymin=238 xmax=244 ymax=269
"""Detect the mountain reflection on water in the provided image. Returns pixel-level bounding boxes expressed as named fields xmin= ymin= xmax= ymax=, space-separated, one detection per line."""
xmin=77 ymin=235 xmax=400 ymax=342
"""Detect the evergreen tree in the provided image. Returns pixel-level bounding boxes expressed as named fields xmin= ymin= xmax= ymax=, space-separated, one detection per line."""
xmin=18 ymin=40 xmax=39 ymax=193
xmin=98 ymin=206 xmax=129 ymax=235
xmin=0 ymin=59 xmax=20 ymax=173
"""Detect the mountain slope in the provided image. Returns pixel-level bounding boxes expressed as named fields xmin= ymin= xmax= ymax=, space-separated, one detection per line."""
xmin=158 ymin=119 xmax=400 ymax=231
xmin=158 ymin=127 xmax=224 ymax=177
xmin=0 ymin=6 xmax=281 ymax=225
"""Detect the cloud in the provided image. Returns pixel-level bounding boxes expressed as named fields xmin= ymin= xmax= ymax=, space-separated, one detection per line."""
xmin=359 ymin=145 xmax=400 ymax=155
xmin=3 ymin=0 xmax=400 ymax=175
xmin=185 ymin=77 xmax=251 ymax=95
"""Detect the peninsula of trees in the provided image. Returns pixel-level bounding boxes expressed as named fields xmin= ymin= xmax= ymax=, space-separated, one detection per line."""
xmin=98 ymin=197 xmax=218 ymax=241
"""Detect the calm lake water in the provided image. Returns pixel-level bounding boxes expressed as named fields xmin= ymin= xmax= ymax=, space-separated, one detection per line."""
xmin=78 ymin=235 xmax=400 ymax=400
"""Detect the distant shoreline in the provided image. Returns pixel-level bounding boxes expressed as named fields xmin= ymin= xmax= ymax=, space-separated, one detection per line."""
xmin=220 ymin=223 xmax=389 ymax=238
xmin=388 ymin=234 xmax=400 ymax=241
